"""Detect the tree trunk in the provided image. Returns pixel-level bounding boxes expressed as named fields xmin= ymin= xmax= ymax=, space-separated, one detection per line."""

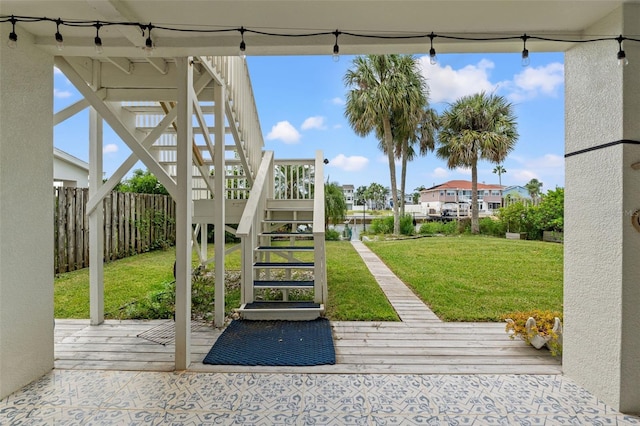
xmin=383 ymin=117 xmax=400 ymax=235
xmin=471 ymin=162 xmax=479 ymax=234
xmin=400 ymin=138 xmax=408 ymax=217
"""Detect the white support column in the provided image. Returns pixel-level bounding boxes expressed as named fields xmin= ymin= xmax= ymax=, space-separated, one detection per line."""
xmin=214 ymin=82 xmax=226 ymax=328
xmin=175 ymin=57 xmax=194 ymax=369
xmin=200 ymin=223 xmax=208 ymax=265
xmin=564 ymin=3 xmax=640 ymax=414
xmin=89 ymin=106 xmax=105 ymax=325
xmin=0 ymin=31 xmax=54 ymax=400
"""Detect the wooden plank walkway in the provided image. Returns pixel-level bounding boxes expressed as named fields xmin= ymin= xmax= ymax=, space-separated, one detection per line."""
xmin=53 ymin=240 xmax=561 ymax=375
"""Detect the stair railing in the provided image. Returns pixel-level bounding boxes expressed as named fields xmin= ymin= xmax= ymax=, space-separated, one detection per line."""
xmin=237 ymin=150 xmax=274 ymax=304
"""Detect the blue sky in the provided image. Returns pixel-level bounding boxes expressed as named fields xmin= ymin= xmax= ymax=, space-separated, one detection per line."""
xmin=54 ymin=52 xmax=565 ymax=193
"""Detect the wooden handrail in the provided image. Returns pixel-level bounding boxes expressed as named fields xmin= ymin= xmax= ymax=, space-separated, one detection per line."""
xmin=237 ymin=150 xmax=274 ymax=237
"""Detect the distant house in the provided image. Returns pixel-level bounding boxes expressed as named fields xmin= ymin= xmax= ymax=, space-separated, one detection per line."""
xmin=53 ymin=148 xmax=89 ymax=188
xmin=341 ymin=184 xmax=355 ymax=210
xmin=419 ymin=180 xmax=503 ymax=216
xmin=502 ymin=185 xmax=532 ymax=205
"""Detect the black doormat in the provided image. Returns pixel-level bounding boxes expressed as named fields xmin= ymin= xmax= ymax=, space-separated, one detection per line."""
xmin=203 ymin=319 xmax=335 ymax=366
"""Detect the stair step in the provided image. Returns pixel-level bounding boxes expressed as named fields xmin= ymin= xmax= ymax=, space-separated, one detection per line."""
xmin=254 ymin=262 xmax=314 ymax=269
xmin=254 ymin=280 xmax=314 ymax=289
xmin=256 ymin=246 xmax=314 ymax=252
xmin=261 ymin=232 xmax=314 ymax=238
xmin=238 ymin=301 xmax=324 ymax=320
xmin=263 ymin=219 xmax=312 ymax=224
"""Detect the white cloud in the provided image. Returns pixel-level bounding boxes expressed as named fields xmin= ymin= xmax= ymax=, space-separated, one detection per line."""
xmin=104 ymin=143 xmax=118 ymax=154
xmin=419 ymin=58 xmax=499 ymax=103
xmin=266 ymin=121 xmax=301 ymax=144
xmin=511 ymin=169 xmax=539 ymax=183
xmin=54 ymin=88 xmax=73 ymax=99
xmin=301 ymin=116 xmax=326 ymax=131
xmin=512 ymin=153 xmax=563 ymax=169
xmin=329 ymin=154 xmax=368 ymax=171
xmin=431 ymin=167 xmax=449 ymax=178
xmin=455 ymin=166 xmax=471 ymax=176
xmin=508 ymin=63 xmax=564 ymax=102
xmin=331 ymin=97 xmax=345 ymax=105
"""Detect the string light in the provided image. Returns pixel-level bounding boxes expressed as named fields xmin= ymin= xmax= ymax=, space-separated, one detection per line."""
xmin=143 ymin=23 xmax=154 ymax=56
xmin=239 ymin=26 xmax=246 ymax=59
xmin=616 ymin=35 xmax=628 ymax=66
xmin=332 ymin=30 xmax=340 ymax=62
xmin=2 ymin=15 xmax=640 ymax=66
xmin=7 ymin=15 xmax=16 ymax=48
xmin=521 ymin=34 xmax=530 ymax=67
xmin=94 ymin=22 xmax=103 ymax=54
xmin=428 ymin=32 xmax=437 ymax=65
xmin=54 ymin=18 xmax=63 ymax=51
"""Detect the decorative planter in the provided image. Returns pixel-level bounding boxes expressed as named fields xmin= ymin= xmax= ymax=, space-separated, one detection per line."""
xmin=505 ymin=316 xmax=563 ymax=352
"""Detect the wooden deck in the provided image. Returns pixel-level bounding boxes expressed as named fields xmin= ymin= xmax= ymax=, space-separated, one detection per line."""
xmin=54 ymin=240 xmax=561 ymax=375
xmin=54 ymin=318 xmax=560 ymax=375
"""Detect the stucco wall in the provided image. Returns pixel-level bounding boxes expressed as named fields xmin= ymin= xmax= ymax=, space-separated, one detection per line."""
xmin=564 ymin=3 xmax=640 ymax=413
xmin=0 ymin=31 xmax=54 ymax=399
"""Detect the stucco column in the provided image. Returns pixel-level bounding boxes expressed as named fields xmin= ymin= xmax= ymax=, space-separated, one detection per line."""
xmin=0 ymin=31 xmax=54 ymax=398
xmin=564 ymin=3 xmax=640 ymax=414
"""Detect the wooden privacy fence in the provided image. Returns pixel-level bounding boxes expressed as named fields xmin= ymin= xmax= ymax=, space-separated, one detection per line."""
xmin=54 ymin=188 xmax=176 ymax=274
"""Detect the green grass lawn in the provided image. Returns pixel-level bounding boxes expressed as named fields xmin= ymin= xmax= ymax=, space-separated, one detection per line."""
xmin=54 ymin=236 xmax=563 ymax=323
xmin=54 ymin=241 xmax=397 ymax=321
xmin=365 ymin=235 xmax=563 ymax=321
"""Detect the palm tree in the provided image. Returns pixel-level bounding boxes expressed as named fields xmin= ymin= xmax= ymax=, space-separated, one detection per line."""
xmin=525 ymin=178 xmax=543 ymax=205
xmin=436 ymin=92 xmax=518 ymax=233
xmin=493 ymin=165 xmax=506 ymax=187
xmin=493 ymin=165 xmax=506 ymax=207
xmin=344 ymin=54 xmax=428 ymax=235
xmin=380 ymin=106 xmax=438 ymax=215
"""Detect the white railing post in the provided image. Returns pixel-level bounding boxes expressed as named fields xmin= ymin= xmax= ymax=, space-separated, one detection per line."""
xmin=313 ymin=151 xmax=327 ymax=304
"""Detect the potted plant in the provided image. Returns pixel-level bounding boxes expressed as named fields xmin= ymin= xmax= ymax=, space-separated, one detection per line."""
xmin=502 ymin=310 xmax=563 ymax=356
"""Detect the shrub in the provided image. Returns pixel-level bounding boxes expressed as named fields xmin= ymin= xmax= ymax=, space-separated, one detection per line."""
xmin=325 ymin=228 xmax=341 ymax=241
xmin=479 ymin=217 xmax=506 ymax=237
xmin=419 ymin=221 xmax=444 ymax=235
xmin=370 ymin=216 xmax=394 ymax=234
xmin=399 ymin=214 xmax=415 ymax=236
xmin=441 ymin=220 xmax=458 ymax=235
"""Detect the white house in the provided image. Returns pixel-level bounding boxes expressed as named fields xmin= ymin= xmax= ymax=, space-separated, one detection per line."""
xmin=53 ymin=148 xmax=89 ymax=188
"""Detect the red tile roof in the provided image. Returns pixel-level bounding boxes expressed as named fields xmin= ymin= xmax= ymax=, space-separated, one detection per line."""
xmin=424 ymin=180 xmax=504 ymax=191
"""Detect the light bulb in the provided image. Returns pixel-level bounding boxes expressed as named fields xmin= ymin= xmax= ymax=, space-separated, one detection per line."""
xmin=7 ymin=32 xmax=17 ymax=49
xmin=144 ymin=36 xmax=154 ymax=56
xmin=239 ymin=40 xmax=246 ymax=59
xmin=429 ymin=48 xmax=437 ymax=65
xmin=332 ymin=43 xmax=340 ymax=62
xmin=94 ymin=36 xmax=103 ymax=54
xmin=521 ymin=49 xmax=530 ymax=67
xmin=55 ymin=31 xmax=64 ymax=51
xmin=618 ymin=50 xmax=629 ymax=66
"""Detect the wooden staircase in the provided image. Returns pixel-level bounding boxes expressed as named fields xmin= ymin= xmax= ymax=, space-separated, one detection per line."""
xmin=236 ymin=152 xmax=327 ymax=321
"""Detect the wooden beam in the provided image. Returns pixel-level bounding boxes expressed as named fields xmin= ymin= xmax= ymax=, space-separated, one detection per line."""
xmin=214 ymin=81 xmax=226 ymax=328
xmin=55 ymin=57 xmax=178 ymax=200
xmin=106 ymin=57 xmax=133 ymax=75
xmin=84 ymin=71 xmax=214 ymax=214
xmin=175 ymin=57 xmax=194 ymax=370
xmin=54 ymin=98 xmax=90 ymax=126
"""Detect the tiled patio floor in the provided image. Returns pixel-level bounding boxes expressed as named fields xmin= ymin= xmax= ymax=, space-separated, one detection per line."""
xmin=1 ymin=369 xmax=639 ymax=425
